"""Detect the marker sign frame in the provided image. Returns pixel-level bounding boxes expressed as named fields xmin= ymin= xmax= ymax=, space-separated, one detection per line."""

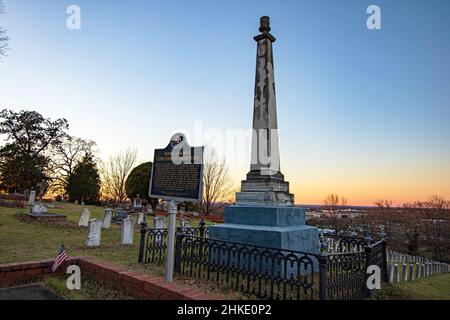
xmin=149 ymin=133 xmax=204 ymax=203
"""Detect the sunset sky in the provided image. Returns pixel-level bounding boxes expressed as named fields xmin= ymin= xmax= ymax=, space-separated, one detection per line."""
xmin=1 ymin=0 xmax=449 ymax=206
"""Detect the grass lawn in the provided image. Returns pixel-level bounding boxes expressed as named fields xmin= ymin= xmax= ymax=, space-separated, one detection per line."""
xmin=0 ymin=203 xmax=143 ymax=266
xmin=0 ymin=203 xmax=236 ymax=299
xmin=0 ymin=202 xmax=213 ymax=266
xmin=40 ymin=275 xmax=135 ymax=300
xmin=375 ymin=273 xmax=450 ymax=300
xmin=3 ymin=203 xmax=448 ymax=300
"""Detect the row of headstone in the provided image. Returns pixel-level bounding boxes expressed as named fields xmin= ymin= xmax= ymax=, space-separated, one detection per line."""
xmin=79 ymin=208 xmax=145 ymax=229
xmin=83 ymin=210 xmax=194 ymax=248
xmin=320 ymin=237 xmax=364 ymax=254
xmin=151 ymin=216 xmax=191 ymax=230
xmin=387 ymin=250 xmax=435 ymax=265
xmin=86 ymin=217 xmax=135 ymax=247
xmin=388 ymin=261 xmax=450 ymax=283
xmin=81 ymin=208 xmax=137 ymax=247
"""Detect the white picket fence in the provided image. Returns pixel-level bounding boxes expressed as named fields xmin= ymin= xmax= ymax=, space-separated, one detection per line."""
xmin=387 ymin=250 xmax=450 ymax=283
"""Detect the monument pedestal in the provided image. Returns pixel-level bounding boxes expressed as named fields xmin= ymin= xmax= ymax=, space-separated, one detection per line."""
xmin=208 ymin=17 xmax=320 ymax=265
xmin=208 ymin=205 xmax=319 ymax=254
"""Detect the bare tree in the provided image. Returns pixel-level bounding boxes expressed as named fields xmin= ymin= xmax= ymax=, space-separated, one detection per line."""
xmin=199 ymin=149 xmax=234 ymax=216
xmin=0 ymin=0 xmax=9 ymax=59
xmin=372 ymin=199 xmax=394 ymax=240
xmin=100 ymin=148 xmax=137 ymax=205
xmin=420 ymin=195 xmax=450 ymax=261
xmin=47 ymin=136 xmax=97 ymax=196
xmin=322 ymin=193 xmax=348 ymax=235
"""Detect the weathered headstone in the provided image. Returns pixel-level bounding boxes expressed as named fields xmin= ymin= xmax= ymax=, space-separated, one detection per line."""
xmin=394 ymin=264 xmax=400 ymax=283
xmin=389 ymin=264 xmax=395 ymax=283
xmin=86 ymin=219 xmax=101 ymax=247
xmin=133 ymin=194 xmax=142 ymax=212
xmin=31 ymin=203 xmax=48 ymax=214
xmin=402 ymin=264 xmax=408 ymax=282
xmin=102 ymin=209 xmax=113 ymax=229
xmin=153 ymin=216 xmax=166 ymax=245
xmin=409 ymin=264 xmax=415 ymax=281
xmin=121 ymin=217 xmax=134 ymax=245
xmin=28 ymin=191 xmax=36 ymax=206
xmin=180 ymin=219 xmax=191 ymax=230
xmin=78 ymin=208 xmax=91 ymax=227
xmin=136 ymin=212 xmax=144 ymax=226
xmin=112 ymin=209 xmax=129 ymax=223
xmin=153 ymin=216 xmax=166 ymax=229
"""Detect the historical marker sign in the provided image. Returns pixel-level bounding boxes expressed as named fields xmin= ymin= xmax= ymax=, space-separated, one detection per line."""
xmin=149 ymin=133 xmax=204 ymax=203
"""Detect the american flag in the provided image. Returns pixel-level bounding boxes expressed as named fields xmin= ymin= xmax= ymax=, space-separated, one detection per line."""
xmin=51 ymin=244 xmax=68 ymax=272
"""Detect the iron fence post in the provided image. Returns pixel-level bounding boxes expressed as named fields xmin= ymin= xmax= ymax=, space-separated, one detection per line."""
xmin=199 ymin=218 xmax=206 ymax=238
xmin=138 ymin=220 xmax=148 ymax=263
xmin=381 ymin=240 xmax=389 ymax=283
xmin=365 ymin=245 xmax=373 ymax=299
xmin=318 ymin=254 xmax=328 ymax=300
xmin=174 ymin=232 xmax=185 ymax=273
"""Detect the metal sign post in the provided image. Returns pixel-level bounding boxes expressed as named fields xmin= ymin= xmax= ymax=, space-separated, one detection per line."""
xmin=165 ymin=199 xmax=177 ymax=282
xmin=149 ymin=133 xmax=204 ymax=283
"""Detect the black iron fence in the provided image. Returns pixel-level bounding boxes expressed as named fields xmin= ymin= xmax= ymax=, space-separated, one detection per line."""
xmin=138 ymin=220 xmax=387 ymax=300
xmin=175 ymin=235 xmax=318 ymax=300
xmin=138 ymin=220 xmax=208 ymax=264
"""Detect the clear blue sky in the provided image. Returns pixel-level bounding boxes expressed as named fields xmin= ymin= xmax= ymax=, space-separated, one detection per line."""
xmin=1 ymin=0 xmax=450 ymax=205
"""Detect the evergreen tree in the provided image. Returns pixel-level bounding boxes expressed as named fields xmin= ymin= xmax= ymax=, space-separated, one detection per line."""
xmin=0 ymin=109 xmax=68 ymax=192
xmin=67 ymin=156 xmax=101 ymax=204
xmin=125 ymin=161 xmax=159 ymax=209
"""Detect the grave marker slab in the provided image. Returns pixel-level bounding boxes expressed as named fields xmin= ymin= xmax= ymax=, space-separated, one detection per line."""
xmin=102 ymin=209 xmax=113 ymax=229
xmin=136 ymin=212 xmax=144 ymax=226
xmin=86 ymin=219 xmax=101 ymax=247
xmin=121 ymin=217 xmax=134 ymax=245
xmin=78 ymin=208 xmax=91 ymax=227
xmin=28 ymin=191 xmax=36 ymax=206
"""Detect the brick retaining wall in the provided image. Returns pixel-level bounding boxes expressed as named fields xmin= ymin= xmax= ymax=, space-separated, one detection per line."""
xmin=0 ymin=257 xmax=221 ymax=300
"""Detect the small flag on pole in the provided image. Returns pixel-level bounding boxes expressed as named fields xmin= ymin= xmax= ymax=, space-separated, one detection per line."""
xmin=51 ymin=244 xmax=68 ymax=272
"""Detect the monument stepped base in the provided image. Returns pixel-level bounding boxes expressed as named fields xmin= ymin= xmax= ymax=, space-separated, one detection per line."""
xmin=208 ymin=205 xmax=319 ymax=254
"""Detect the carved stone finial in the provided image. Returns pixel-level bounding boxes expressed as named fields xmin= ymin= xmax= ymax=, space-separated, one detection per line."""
xmin=259 ymin=16 xmax=271 ymax=33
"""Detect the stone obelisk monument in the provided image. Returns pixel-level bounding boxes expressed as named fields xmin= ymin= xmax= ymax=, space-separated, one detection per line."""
xmin=236 ymin=16 xmax=293 ymax=206
xmin=209 ymin=17 xmax=319 ymax=254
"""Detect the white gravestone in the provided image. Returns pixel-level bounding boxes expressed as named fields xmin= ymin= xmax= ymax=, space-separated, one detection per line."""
xmin=180 ymin=219 xmax=191 ymax=231
xmin=121 ymin=217 xmax=134 ymax=245
xmin=154 ymin=216 xmax=166 ymax=229
xmin=102 ymin=209 xmax=113 ymax=229
xmin=154 ymin=216 xmax=166 ymax=245
xmin=32 ymin=203 xmax=48 ymax=214
xmin=28 ymin=191 xmax=36 ymax=206
xmin=136 ymin=212 xmax=144 ymax=226
xmin=86 ymin=219 xmax=101 ymax=247
xmin=133 ymin=198 xmax=142 ymax=209
xmin=78 ymin=208 xmax=91 ymax=227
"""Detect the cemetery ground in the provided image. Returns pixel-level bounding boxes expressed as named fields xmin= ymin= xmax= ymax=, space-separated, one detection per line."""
xmin=374 ymin=273 xmax=450 ymax=300
xmin=1 ymin=203 xmax=449 ymax=300
xmin=0 ymin=203 xmax=237 ymax=300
